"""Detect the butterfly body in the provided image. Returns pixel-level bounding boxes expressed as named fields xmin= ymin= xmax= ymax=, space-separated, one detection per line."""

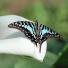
xmin=8 ymin=20 xmax=62 ymax=52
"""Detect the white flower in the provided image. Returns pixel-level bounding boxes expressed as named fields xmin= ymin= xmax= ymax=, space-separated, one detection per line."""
xmin=0 ymin=15 xmax=47 ymax=62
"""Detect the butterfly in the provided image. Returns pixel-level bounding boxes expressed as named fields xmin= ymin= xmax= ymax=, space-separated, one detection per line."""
xmin=8 ymin=20 xmax=63 ymax=52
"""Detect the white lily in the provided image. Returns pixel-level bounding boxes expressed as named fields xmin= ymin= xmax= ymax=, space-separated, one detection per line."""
xmin=0 ymin=15 xmax=47 ymax=62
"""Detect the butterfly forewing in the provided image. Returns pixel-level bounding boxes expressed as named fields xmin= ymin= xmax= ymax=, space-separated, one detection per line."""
xmin=39 ymin=24 xmax=62 ymax=43
xmin=8 ymin=21 xmax=36 ymax=41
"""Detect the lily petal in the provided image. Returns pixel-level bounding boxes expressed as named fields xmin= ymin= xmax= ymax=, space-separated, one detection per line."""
xmin=0 ymin=15 xmax=47 ymax=62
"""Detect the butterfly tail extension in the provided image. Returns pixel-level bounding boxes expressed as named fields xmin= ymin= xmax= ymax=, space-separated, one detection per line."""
xmin=35 ymin=42 xmax=42 ymax=53
xmin=39 ymin=44 xmax=42 ymax=53
xmin=39 ymin=41 xmax=42 ymax=53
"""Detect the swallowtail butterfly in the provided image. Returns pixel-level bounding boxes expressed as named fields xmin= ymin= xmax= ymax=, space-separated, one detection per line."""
xmin=8 ymin=20 xmax=63 ymax=52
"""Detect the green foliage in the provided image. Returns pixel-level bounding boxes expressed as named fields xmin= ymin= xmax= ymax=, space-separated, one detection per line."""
xmin=0 ymin=52 xmax=58 ymax=68
xmin=54 ymin=44 xmax=68 ymax=68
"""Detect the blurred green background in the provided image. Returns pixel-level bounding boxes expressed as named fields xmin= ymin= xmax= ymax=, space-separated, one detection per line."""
xmin=0 ymin=0 xmax=68 ymax=68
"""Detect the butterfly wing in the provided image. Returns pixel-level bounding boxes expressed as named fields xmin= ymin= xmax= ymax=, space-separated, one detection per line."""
xmin=8 ymin=21 xmax=36 ymax=42
xmin=39 ymin=24 xmax=62 ymax=43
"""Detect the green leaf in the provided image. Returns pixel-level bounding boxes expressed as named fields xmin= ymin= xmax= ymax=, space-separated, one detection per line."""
xmin=0 ymin=52 xmax=58 ymax=68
